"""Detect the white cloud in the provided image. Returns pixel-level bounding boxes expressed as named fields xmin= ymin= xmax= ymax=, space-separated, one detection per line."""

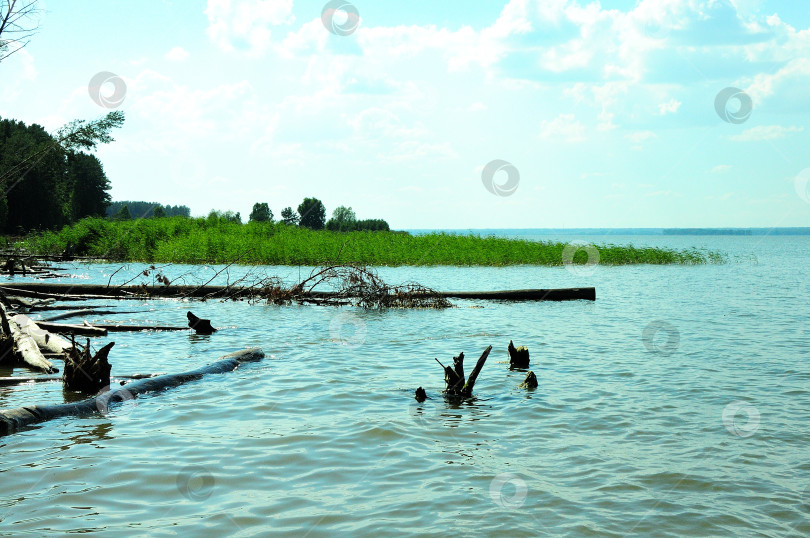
xmin=165 ymin=47 xmax=190 ymax=62
xmin=730 ymin=125 xmax=804 ymax=141
xmin=626 ymin=130 xmax=657 ymax=143
xmin=206 ymin=0 xmax=294 ymax=55
xmin=658 ymin=98 xmax=681 ymax=115
xmin=712 ymin=164 xmax=732 ymax=174
xmin=539 ymin=114 xmax=587 ymax=142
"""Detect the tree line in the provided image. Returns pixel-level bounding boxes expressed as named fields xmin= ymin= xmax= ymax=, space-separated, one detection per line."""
xmin=0 ymin=112 xmax=124 ymax=234
xmin=248 ymin=198 xmax=390 ymax=232
xmin=107 ymin=201 xmax=190 ymax=220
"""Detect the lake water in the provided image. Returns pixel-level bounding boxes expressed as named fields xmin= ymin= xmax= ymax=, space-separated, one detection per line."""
xmin=0 ymin=233 xmax=808 ymax=536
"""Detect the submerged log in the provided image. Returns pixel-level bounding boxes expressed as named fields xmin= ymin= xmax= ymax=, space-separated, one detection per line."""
xmin=439 ymin=345 xmax=492 ymax=398
xmin=187 ymin=312 xmax=216 ymax=335
xmin=507 ymin=340 xmax=530 ymax=369
xmin=0 ymin=373 xmax=163 ymax=387
xmin=0 ymin=347 xmax=265 ymax=436
xmin=63 ymin=341 xmax=114 ymax=393
xmin=92 ymin=323 xmax=190 ymax=333
xmin=0 ymin=283 xmax=596 ymax=302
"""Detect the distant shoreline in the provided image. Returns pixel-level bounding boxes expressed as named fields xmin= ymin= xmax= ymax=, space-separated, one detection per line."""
xmin=408 ymin=227 xmax=810 ymax=236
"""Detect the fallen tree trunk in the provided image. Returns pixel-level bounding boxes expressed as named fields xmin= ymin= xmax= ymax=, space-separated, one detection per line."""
xmin=0 ymin=304 xmax=58 ymax=374
xmin=0 ymin=347 xmax=265 ymax=436
xmin=11 ymin=314 xmax=73 ymax=354
xmin=0 ymin=283 xmax=596 ymax=302
xmin=32 ymin=321 xmax=107 ymax=337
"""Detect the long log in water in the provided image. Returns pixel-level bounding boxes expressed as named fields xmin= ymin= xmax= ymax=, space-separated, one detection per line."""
xmin=0 ymin=347 xmax=265 ymax=436
xmin=0 ymin=283 xmax=596 ymax=301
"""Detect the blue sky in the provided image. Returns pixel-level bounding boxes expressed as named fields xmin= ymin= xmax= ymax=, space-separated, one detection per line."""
xmin=2 ymin=0 xmax=810 ymax=228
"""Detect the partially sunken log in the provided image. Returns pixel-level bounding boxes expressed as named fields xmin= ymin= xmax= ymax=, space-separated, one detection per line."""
xmin=508 ymin=340 xmax=530 ymax=369
xmin=519 ymin=371 xmax=538 ymax=389
xmin=187 ymin=312 xmax=216 ymax=335
xmin=438 ymin=345 xmax=492 ymax=398
xmin=0 ymin=347 xmax=265 ymax=437
xmin=63 ymin=341 xmax=114 ymax=393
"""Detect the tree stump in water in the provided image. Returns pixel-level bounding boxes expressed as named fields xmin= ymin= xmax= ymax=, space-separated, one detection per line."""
xmin=507 ymin=340 xmax=530 ymax=369
xmin=63 ymin=340 xmax=115 ymax=393
xmin=436 ymin=345 xmax=492 ymax=398
xmin=414 ymin=387 xmax=426 ymax=402
xmin=519 ymin=371 xmax=538 ymax=389
xmin=187 ymin=312 xmax=216 ymax=335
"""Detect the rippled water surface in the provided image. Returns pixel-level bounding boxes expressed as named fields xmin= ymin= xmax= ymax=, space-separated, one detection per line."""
xmin=1 ymin=235 xmax=809 ymax=536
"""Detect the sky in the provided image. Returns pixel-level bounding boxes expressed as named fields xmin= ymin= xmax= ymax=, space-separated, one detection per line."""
xmin=1 ymin=0 xmax=810 ymax=229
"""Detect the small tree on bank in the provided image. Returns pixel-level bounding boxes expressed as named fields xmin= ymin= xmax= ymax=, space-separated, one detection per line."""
xmin=297 ymin=197 xmax=326 ymax=230
xmin=115 ymin=204 xmax=131 ymax=221
xmin=281 ymin=207 xmax=299 ymax=225
xmin=153 ymin=205 xmax=166 ymax=218
xmin=249 ymin=202 xmax=273 ymax=223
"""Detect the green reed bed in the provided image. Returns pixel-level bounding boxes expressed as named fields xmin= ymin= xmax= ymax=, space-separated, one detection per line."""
xmin=19 ymin=216 xmax=724 ymax=266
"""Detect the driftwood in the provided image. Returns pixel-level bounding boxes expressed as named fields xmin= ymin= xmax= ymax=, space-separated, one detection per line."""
xmin=187 ymin=312 xmax=216 ymax=335
xmin=508 ymin=340 xmax=530 ymax=368
xmin=0 ymin=347 xmax=265 ymax=436
xmin=437 ymin=345 xmax=492 ymax=398
xmin=33 ymin=321 xmax=107 ymax=337
xmin=63 ymin=341 xmax=115 ymax=393
xmin=519 ymin=371 xmax=538 ymax=389
xmin=11 ymin=314 xmax=73 ymax=354
xmin=0 ymin=283 xmax=596 ymax=302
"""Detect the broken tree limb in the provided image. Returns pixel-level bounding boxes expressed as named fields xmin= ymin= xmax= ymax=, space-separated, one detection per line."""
xmin=33 ymin=321 xmax=107 ymax=337
xmin=11 ymin=314 xmax=73 ymax=354
xmin=63 ymin=341 xmax=114 ymax=393
xmin=187 ymin=312 xmax=216 ymax=335
xmin=440 ymin=345 xmax=492 ymax=398
xmin=0 ymin=347 xmax=265 ymax=436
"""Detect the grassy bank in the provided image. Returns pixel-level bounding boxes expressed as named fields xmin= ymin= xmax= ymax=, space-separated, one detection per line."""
xmin=18 ymin=217 xmax=723 ymax=266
